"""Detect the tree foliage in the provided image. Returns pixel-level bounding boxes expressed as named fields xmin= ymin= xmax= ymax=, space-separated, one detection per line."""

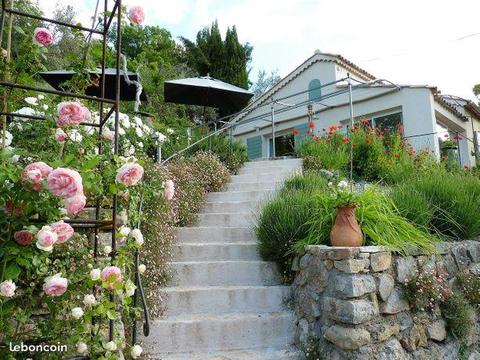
xmin=180 ymin=21 xmax=253 ymax=89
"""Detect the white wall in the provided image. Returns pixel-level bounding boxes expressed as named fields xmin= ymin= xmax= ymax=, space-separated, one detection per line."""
xmin=235 ymin=85 xmax=443 ymax=160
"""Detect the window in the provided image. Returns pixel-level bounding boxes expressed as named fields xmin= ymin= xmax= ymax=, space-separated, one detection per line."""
xmin=373 ymin=112 xmax=402 ymax=133
xmin=269 ymin=134 xmax=295 ymax=158
xmin=308 ymin=79 xmax=321 ymax=101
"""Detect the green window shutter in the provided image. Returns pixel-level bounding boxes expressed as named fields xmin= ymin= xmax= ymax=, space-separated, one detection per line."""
xmin=308 ymin=79 xmax=322 ymax=101
xmin=294 ymin=123 xmax=309 ymax=149
xmin=246 ymin=135 xmax=262 ymax=159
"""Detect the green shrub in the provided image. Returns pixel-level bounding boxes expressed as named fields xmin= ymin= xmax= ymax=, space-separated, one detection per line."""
xmin=296 ymin=123 xmax=440 ymax=184
xmin=190 ymin=151 xmax=230 ymax=192
xmin=296 ymin=186 xmax=436 ymax=254
xmin=256 ymin=191 xmax=318 ymax=282
xmin=189 ymin=132 xmax=248 ymax=174
xmin=296 ymin=131 xmax=349 ymax=174
xmin=457 ymin=272 xmax=480 ymax=310
xmin=168 ymin=161 xmax=206 ymax=226
xmin=441 ymin=292 xmax=475 ymax=340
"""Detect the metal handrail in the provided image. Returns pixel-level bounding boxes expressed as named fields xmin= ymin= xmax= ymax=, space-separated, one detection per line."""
xmin=132 ymin=191 xmax=150 ymax=344
xmin=160 ymin=77 xmax=401 ymax=165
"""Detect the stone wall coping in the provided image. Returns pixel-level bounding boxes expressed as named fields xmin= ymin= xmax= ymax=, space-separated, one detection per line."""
xmin=303 ymin=241 xmax=469 ymax=257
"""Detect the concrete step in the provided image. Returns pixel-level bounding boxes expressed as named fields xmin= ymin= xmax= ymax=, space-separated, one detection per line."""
xmin=241 ymin=158 xmax=303 ymax=170
xmin=153 ymin=346 xmax=302 ymax=359
xmin=230 ymin=173 xmax=293 ymax=184
xmin=226 ymin=181 xmax=282 ymax=192
xmin=170 ymin=261 xmax=281 ymax=286
xmin=200 ymin=200 xmax=261 ymax=214
xmin=173 ymin=243 xmax=259 ymax=261
xmin=176 ymin=227 xmax=255 ymax=244
xmin=196 ymin=212 xmax=255 ymax=227
xmin=238 ymin=165 xmax=301 ymax=175
xmin=144 ymin=312 xmax=296 ymax=354
xmin=207 ymin=190 xmax=276 ymax=202
xmin=160 ymin=285 xmax=291 ymax=316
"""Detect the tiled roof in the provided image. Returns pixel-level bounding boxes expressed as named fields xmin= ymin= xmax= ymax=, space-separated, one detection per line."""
xmin=233 ymin=51 xmax=375 ymax=122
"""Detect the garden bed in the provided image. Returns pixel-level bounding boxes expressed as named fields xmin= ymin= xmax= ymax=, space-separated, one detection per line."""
xmin=293 ymin=242 xmax=480 ymax=359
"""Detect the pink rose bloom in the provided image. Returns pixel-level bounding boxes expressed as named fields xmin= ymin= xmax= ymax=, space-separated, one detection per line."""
xmin=47 ymin=168 xmax=83 ymax=198
xmin=33 ymin=27 xmax=53 ymax=46
xmin=0 ymin=280 xmax=16 ymax=298
xmin=51 ymin=221 xmax=74 ymax=244
xmin=43 ymin=274 xmax=68 ymax=297
xmin=36 ymin=225 xmax=58 ymax=252
xmin=101 ymin=266 xmax=122 ymax=290
xmin=22 ymin=162 xmax=53 ymax=184
xmin=14 ymin=230 xmax=35 ymax=246
xmin=116 ymin=163 xmax=144 ymax=186
xmin=64 ymin=194 xmax=87 ymax=216
xmin=24 ymin=168 xmax=42 ymax=184
xmin=55 ymin=128 xmax=67 ymax=142
xmin=129 ymin=6 xmax=145 ymax=25
xmin=56 ymin=102 xmax=90 ymax=127
xmin=164 ymin=179 xmax=175 ymax=201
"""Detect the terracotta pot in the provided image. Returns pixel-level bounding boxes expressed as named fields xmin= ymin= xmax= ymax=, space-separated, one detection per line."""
xmin=330 ymin=206 xmax=363 ymax=247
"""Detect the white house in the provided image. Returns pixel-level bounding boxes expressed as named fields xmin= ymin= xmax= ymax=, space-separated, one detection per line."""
xmin=232 ymin=50 xmax=480 ymax=167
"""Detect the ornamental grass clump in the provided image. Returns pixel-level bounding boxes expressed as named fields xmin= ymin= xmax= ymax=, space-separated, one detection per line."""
xmin=390 ymin=171 xmax=480 ymax=240
xmin=296 ymin=186 xmax=436 ymax=254
xmin=282 ymin=171 xmax=329 ymax=194
xmin=256 ymin=190 xmax=318 ymax=282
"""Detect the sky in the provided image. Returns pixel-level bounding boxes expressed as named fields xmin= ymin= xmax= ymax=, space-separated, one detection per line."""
xmin=37 ymin=0 xmax=480 ymax=100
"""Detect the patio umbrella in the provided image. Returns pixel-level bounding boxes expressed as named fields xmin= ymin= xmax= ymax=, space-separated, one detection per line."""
xmin=39 ymin=68 xmax=148 ymax=102
xmin=164 ymin=75 xmax=253 ymax=112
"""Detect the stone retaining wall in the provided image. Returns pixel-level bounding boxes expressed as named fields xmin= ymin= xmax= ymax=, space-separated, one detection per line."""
xmin=292 ymin=242 xmax=480 ymax=359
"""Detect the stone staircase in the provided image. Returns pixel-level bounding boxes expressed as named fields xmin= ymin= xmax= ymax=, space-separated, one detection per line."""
xmin=144 ymin=158 xmax=303 ymax=360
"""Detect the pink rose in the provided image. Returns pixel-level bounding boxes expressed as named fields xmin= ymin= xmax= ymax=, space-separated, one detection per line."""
xmin=24 ymin=168 xmax=42 ymax=184
xmin=56 ymin=102 xmax=90 ymax=127
xmin=36 ymin=225 xmax=58 ymax=252
xmin=0 ymin=280 xmax=16 ymax=298
xmin=129 ymin=6 xmax=145 ymax=25
xmin=101 ymin=266 xmax=122 ymax=290
xmin=43 ymin=274 xmax=68 ymax=297
xmin=22 ymin=162 xmax=53 ymax=185
xmin=51 ymin=221 xmax=74 ymax=244
xmin=164 ymin=179 xmax=175 ymax=201
xmin=116 ymin=163 xmax=144 ymax=186
xmin=64 ymin=194 xmax=87 ymax=216
xmin=55 ymin=128 xmax=67 ymax=142
xmin=33 ymin=27 xmax=53 ymax=46
xmin=14 ymin=230 xmax=35 ymax=246
xmin=47 ymin=168 xmax=83 ymax=198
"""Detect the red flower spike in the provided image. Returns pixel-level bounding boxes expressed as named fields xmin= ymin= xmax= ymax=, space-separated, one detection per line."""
xmin=308 ymin=121 xmax=315 ymax=129
xmin=291 ymin=129 xmax=299 ymax=135
xmin=341 ymin=137 xmax=351 ymax=143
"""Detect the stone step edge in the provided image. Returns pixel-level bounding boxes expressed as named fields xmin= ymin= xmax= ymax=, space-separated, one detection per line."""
xmin=149 ymin=311 xmax=293 ymax=323
xmin=159 ymin=284 xmax=290 ymax=292
xmin=154 ymin=346 xmax=302 ymax=359
xmin=169 ymin=260 xmax=274 ymax=265
xmin=174 ymin=242 xmax=257 ymax=246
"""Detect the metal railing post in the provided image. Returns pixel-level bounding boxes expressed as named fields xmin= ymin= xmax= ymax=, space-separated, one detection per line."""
xmin=270 ymin=101 xmax=276 ymax=158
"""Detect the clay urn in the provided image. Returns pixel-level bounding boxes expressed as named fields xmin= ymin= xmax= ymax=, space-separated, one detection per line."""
xmin=330 ymin=205 xmax=363 ymax=247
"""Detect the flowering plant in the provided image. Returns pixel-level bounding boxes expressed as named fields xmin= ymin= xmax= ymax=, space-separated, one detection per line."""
xmin=403 ymin=268 xmax=451 ymax=313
